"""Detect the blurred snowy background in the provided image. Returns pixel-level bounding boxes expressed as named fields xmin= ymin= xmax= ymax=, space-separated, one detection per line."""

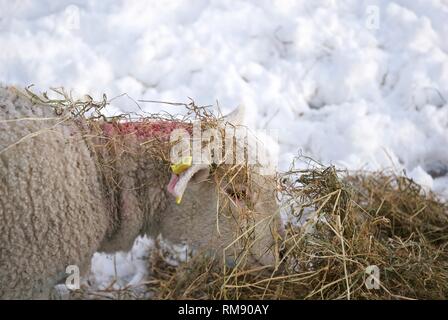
xmin=1 ymin=0 xmax=447 ymax=293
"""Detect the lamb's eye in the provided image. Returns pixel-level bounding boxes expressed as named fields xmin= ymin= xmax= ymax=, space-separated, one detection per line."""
xmin=225 ymin=187 xmax=247 ymax=201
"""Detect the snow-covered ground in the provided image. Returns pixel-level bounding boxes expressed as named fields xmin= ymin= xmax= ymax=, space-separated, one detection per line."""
xmin=1 ymin=0 xmax=447 ymax=293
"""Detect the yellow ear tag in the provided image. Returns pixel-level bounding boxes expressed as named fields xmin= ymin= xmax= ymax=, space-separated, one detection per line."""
xmin=170 ymin=156 xmax=193 ymax=175
xmin=175 ymin=196 xmax=183 ymax=204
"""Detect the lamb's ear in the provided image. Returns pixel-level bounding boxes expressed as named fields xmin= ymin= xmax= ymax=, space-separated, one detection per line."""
xmin=167 ymin=163 xmax=210 ymax=204
xmin=223 ymin=104 xmax=245 ymax=125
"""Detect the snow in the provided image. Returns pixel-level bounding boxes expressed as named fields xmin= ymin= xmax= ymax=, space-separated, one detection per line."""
xmin=89 ymin=236 xmax=153 ymax=290
xmin=1 ymin=0 xmax=447 ymax=293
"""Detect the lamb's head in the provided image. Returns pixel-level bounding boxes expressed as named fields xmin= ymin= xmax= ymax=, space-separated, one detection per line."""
xmin=160 ymin=106 xmax=280 ymax=267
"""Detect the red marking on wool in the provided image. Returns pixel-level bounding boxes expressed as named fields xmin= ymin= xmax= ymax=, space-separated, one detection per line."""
xmin=101 ymin=120 xmax=192 ymax=141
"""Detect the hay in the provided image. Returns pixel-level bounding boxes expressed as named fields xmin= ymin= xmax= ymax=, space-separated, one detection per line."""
xmin=147 ymin=158 xmax=448 ymax=300
xmin=16 ymin=87 xmax=448 ymax=300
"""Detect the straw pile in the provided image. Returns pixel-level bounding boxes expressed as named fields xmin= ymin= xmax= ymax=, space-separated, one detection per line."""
xmin=146 ymin=159 xmax=448 ymax=300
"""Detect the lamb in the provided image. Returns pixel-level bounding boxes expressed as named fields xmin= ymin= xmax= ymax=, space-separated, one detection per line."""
xmin=0 ymin=85 xmax=279 ymax=299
